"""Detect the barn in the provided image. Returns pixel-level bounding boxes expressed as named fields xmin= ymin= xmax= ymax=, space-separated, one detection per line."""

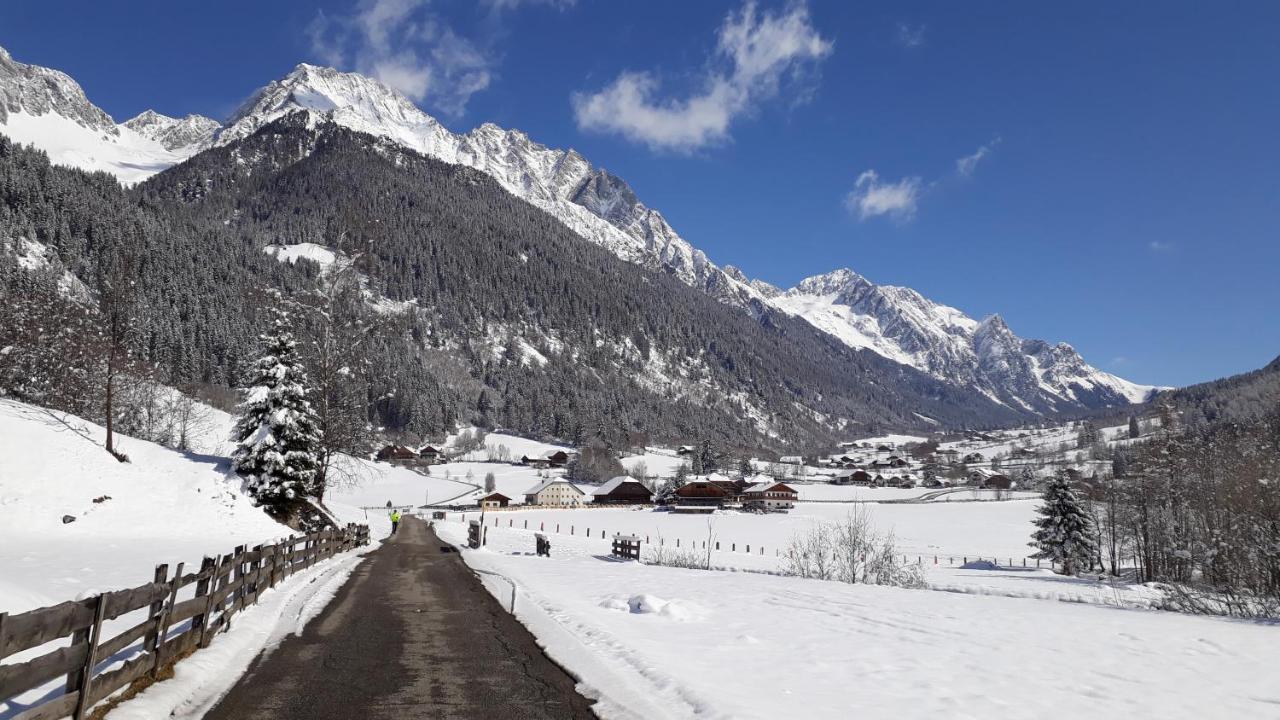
xmin=592 ymin=476 xmax=653 ymax=505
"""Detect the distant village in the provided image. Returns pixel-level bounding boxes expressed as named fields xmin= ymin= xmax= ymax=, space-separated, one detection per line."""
xmin=368 ymin=418 xmax=1127 ymax=515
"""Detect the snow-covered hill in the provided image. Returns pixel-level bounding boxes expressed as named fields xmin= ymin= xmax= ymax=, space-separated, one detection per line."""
xmin=0 ymin=45 xmax=1154 ymax=415
xmin=768 ymin=269 xmax=1158 ymax=412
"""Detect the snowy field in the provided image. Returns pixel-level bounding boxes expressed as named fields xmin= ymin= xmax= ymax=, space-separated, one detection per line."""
xmin=441 ymin=522 xmax=1280 ymax=720
xmin=446 ymin=499 xmax=1043 ymax=563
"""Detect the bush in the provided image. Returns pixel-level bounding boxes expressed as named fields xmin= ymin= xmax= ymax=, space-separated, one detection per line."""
xmin=782 ymin=508 xmax=927 ymax=590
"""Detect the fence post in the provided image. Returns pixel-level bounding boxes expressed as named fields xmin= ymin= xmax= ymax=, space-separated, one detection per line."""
xmin=144 ymin=564 xmax=169 ymax=652
xmin=153 ymin=561 xmax=184 ymax=673
xmin=71 ymin=593 xmax=108 ymax=720
xmin=192 ymin=556 xmax=216 ymax=647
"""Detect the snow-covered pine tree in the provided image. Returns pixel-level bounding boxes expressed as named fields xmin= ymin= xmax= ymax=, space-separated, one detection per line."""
xmin=1029 ymin=470 xmax=1098 ymax=575
xmin=232 ymin=307 xmax=323 ymax=525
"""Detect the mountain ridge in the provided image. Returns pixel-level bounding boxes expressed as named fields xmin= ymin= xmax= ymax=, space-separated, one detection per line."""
xmin=0 ymin=45 xmax=1156 ymax=417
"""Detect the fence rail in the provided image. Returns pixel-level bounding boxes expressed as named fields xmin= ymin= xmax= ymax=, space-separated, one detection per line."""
xmin=0 ymin=523 xmax=369 ymax=720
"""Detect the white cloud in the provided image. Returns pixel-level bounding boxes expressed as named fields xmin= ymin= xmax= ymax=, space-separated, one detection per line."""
xmin=896 ymin=22 xmax=926 ymax=48
xmin=956 ymin=137 xmax=1001 ymax=177
xmin=1148 ymin=240 xmax=1174 ymax=252
xmin=845 ymin=170 xmax=922 ymax=221
xmin=572 ymin=1 xmax=833 ymax=152
xmin=309 ymin=0 xmax=496 ymax=117
xmin=483 ymin=0 xmax=576 ymax=10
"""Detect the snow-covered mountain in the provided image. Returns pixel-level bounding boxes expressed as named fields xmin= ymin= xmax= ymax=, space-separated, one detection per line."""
xmin=0 ymin=47 xmax=196 ymax=183
xmin=768 ymin=269 xmax=1158 ymax=411
xmin=0 ymin=46 xmax=1155 ymax=415
xmin=215 ymin=64 xmax=759 ymax=308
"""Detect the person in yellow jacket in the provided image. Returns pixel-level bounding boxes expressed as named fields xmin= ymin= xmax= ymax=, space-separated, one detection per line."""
xmin=390 ymin=510 xmax=402 ymax=535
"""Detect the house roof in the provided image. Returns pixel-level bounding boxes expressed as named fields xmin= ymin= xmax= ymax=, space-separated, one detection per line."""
xmin=747 ymin=481 xmax=797 ymax=494
xmin=593 ymin=476 xmax=649 ymax=496
xmin=523 ymin=479 xmax=585 ymax=496
xmin=481 ymin=492 xmax=512 ymax=502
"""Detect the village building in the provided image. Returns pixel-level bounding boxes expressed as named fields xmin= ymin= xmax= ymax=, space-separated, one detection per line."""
xmin=479 ymin=492 xmax=512 ymax=509
xmin=742 ymin=479 xmax=798 ymax=511
xmin=832 ymin=469 xmax=872 ymax=486
xmin=521 ymin=449 xmax=573 ymax=469
xmin=969 ymin=469 xmax=1013 ymax=489
xmin=592 ymin=476 xmax=653 ymax=505
xmin=417 ymin=444 xmax=447 ymax=464
xmin=523 ymin=479 xmax=585 ymax=506
xmin=778 ymin=455 xmax=804 ymax=465
xmin=376 ymin=445 xmax=417 ymax=462
xmin=676 ymin=445 xmax=696 ymax=456
xmin=671 ymin=481 xmax=730 ymax=513
xmin=962 ymin=452 xmax=985 ymax=464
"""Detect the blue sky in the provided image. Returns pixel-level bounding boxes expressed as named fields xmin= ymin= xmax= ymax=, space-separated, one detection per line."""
xmin=2 ymin=1 xmax=1277 ymax=387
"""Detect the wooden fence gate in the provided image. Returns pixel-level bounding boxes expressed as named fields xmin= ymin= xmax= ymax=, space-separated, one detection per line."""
xmin=611 ymin=534 xmax=641 ymax=561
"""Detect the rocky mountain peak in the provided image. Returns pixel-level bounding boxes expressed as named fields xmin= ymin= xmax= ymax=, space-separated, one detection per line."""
xmin=0 ymin=45 xmax=117 ymax=133
xmin=793 ymin=268 xmax=868 ymax=297
xmin=123 ymin=110 xmax=219 ymax=151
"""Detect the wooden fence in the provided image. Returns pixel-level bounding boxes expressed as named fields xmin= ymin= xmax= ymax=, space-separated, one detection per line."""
xmin=0 ymin=523 xmax=370 ymax=720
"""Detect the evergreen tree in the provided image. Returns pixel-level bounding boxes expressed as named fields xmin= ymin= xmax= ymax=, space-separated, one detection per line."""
xmin=694 ymin=439 xmax=718 ymax=475
xmin=1128 ymin=414 xmax=1141 ymax=439
xmin=1029 ymin=471 xmax=1097 ymax=575
xmin=737 ymin=456 xmax=754 ymax=478
xmin=232 ymin=308 xmax=323 ymax=522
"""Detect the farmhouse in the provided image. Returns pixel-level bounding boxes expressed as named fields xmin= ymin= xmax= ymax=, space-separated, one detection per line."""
xmin=742 ymin=479 xmax=798 ymax=511
xmin=592 ymin=476 xmax=653 ymax=505
xmin=417 ymin=444 xmax=447 ymax=464
xmin=521 ymin=449 xmax=573 ymax=469
xmin=671 ymin=481 xmax=730 ymax=513
xmin=778 ymin=455 xmax=804 ymax=465
xmin=524 ymin=479 xmax=585 ymax=506
xmin=376 ymin=445 xmax=417 ymax=462
xmin=479 ymin=492 xmax=512 ymax=509
xmin=969 ymin=469 xmax=1013 ymax=489
xmin=832 ymin=469 xmax=872 ymax=486
xmin=676 ymin=445 xmax=696 ymax=456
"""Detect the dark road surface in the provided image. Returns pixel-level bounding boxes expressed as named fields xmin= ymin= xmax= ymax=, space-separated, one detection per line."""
xmin=204 ymin=517 xmax=597 ymax=719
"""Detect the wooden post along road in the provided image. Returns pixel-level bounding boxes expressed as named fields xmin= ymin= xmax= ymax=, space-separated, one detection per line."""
xmin=203 ymin=516 xmax=596 ymax=720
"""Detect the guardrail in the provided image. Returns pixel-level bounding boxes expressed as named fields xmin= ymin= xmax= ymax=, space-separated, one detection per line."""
xmin=0 ymin=523 xmax=369 ymax=720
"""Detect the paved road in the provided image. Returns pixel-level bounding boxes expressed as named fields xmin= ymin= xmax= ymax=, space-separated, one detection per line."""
xmin=204 ymin=517 xmax=596 ymax=720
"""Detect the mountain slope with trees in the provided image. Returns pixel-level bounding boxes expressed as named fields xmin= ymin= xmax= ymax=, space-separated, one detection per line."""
xmin=1 ymin=117 xmax=1029 ymax=454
